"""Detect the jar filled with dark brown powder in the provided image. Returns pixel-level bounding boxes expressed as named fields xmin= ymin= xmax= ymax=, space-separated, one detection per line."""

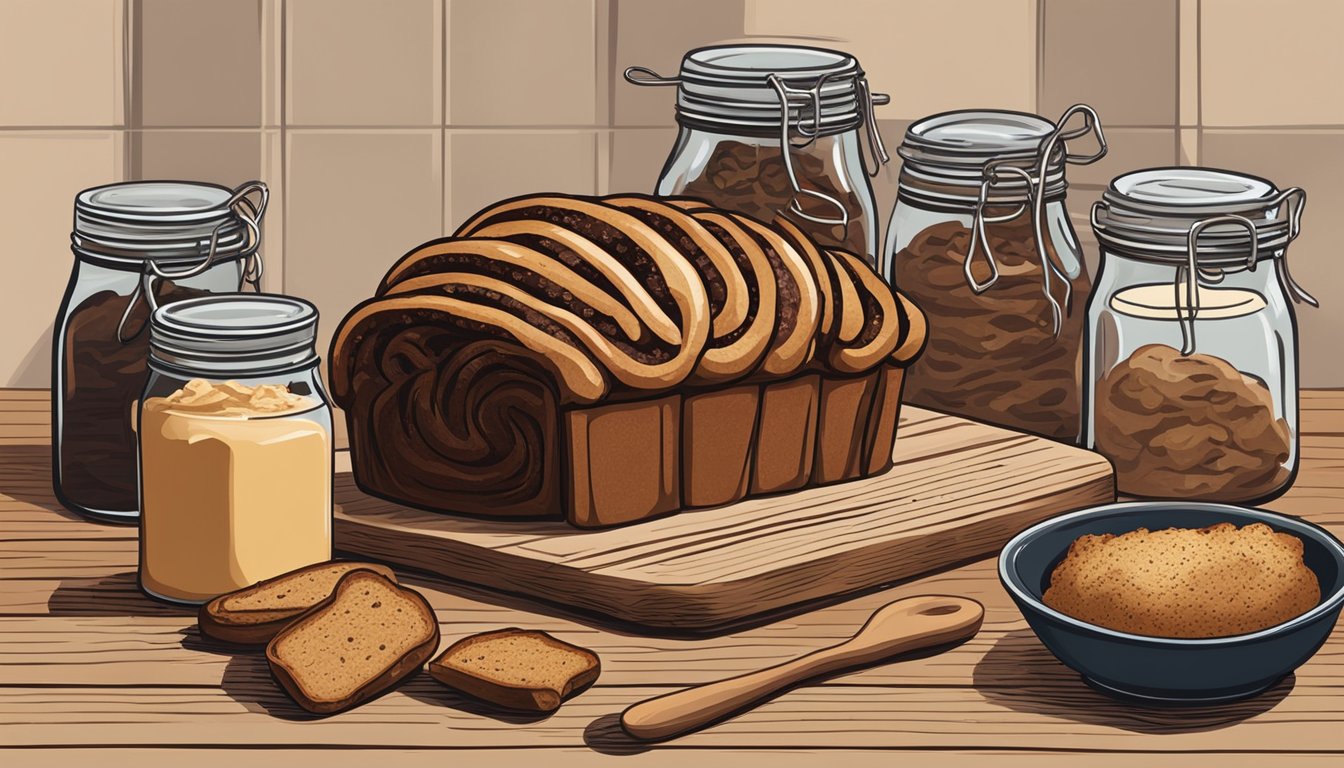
xmin=627 ymin=44 xmax=889 ymax=264
xmin=53 ymin=181 xmax=267 ymax=522
xmin=885 ymin=107 xmax=1106 ymax=442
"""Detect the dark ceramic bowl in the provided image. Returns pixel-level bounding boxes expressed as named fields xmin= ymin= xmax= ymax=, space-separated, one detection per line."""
xmin=999 ymin=501 xmax=1344 ymax=705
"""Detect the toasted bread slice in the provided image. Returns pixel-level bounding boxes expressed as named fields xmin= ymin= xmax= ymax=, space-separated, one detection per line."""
xmin=266 ymin=569 xmax=439 ymax=714
xmin=198 ymin=561 xmax=397 ymax=645
xmin=428 ymin=628 xmax=600 ymax=712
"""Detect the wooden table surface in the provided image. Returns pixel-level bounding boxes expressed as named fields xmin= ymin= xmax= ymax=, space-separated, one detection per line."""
xmin=3 ymin=389 xmax=1343 ymax=767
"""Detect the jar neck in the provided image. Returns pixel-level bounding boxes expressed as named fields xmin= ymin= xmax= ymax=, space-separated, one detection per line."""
xmin=678 ymin=125 xmax=860 ymax=145
xmin=148 ymin=352 xmax=319 ymax=382
xmin=897 ymin=168 xmax=1068 ymax=212
xmin=72 ymin=246 xmax=250 ymax=273
xmin=674 ymin=111 xmax=862 ymax=139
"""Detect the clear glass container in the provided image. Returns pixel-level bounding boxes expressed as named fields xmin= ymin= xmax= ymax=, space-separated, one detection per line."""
xmin=627 ymin=44 xmax=889 ymax=263
xmin=138 ymin=295 xmax=332 ymax=604
xmin=884 ymin=107 xmax=1106 ymax=442
xmin=53 ymin=181 xmax=267 ymax=523
xmin=1086 ymin=167 xmax=1314 ymax=503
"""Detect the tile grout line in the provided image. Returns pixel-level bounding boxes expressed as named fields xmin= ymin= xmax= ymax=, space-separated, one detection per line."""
xmin=279 ymin=0 xmax=287 ymax=295
xmin=1035 ymin=0 xmax=1045 ymax=117
xmin=0 ymin=124 xmax=681 ymax=132
xmin=441 ymin=0 xmax=447 ymax=233
xmin=595 ymin=0 xmax=611 ymax=195
xmin=1198 ymin=0 xmax=1209 ymax=168
xmin=13 ymin=122 xmax=1327 ymax=133
xmin=605 ymin=0 xmax=619 ymax=193
xmin=608 ymin=0 xmax=618 ymax=128
xmin=119 ymin=0 xmax=128 ymax=180
xmin=595 ymin=0 xmax=602 ymax=194
xmin=1174 ymin=0 xmax=1182 ymax=165
xmin=123 ymin=0 xmax=134 ymax=180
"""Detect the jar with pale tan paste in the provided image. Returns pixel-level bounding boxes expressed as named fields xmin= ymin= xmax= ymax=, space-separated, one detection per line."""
xmin=137 ymin=296 xmax=331 ymax=604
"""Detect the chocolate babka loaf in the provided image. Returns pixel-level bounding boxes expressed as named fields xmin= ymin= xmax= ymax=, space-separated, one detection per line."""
xmin=330 ymin=194 xmax=925 ymax=528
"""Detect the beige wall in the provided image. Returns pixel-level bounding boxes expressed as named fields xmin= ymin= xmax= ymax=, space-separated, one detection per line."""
xmin=2 ymin=0 xmax=1341 ymax=385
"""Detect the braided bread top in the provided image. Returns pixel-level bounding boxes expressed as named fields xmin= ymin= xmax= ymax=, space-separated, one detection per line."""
xmin=330 ymin=194 xmax=924 ymax=407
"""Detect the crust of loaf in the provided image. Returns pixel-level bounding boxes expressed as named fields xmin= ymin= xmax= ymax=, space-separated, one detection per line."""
xmin=814 ymin=372 xmax=880 ymax=484
xmin=427 ymin=629 xmax=600 ymax=713
xmin=565 ymin=396 xmax=681 ymax=528
xmin=862 ymin=365 xmax=908 ymax=476
xmin=682 ymin=384 xmax=760 ymax=508
xmin=198 ymin=561 xmax=397 ymax=646
xmin=752 ymin=374 xmax=821 ymax=495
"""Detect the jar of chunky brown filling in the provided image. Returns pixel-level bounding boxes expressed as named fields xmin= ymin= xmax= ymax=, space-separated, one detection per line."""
xmin=885 ymin=107 xmax=1106 ymax=442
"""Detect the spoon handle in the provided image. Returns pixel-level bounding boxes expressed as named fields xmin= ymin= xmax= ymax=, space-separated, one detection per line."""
xmin=620 ymin=595 xmax=983 ymax=742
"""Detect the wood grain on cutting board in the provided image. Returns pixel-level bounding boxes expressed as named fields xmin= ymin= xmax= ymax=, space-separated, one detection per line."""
xmin=333 ymin=406 xmax=1116 ymax=631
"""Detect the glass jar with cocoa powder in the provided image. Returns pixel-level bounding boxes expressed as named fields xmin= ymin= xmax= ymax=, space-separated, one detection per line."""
xmin=1086 ymin=167 xmax=1315 ymax=504
xmin=53 ymin=181 xmax=267 ymax=523
xmin=885 ymin=108 xmax=1106 ymax=442
xmin=627 ymin=44 xmax=889 ymax=263
xmin=138 ymin=295 xmax=332 ymax=604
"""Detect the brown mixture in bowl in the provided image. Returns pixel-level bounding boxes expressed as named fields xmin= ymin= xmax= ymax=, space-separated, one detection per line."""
xmin=1044 ymin=522 xmax=1319 ymax=638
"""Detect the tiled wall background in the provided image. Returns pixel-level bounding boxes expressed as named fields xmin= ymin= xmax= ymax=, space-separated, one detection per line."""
xmin=3 ymin=0 xmax=1342 ymax=385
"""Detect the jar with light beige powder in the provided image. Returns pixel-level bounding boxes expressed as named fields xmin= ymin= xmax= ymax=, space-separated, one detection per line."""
xmin=137 ymin=295 xmax=332 ymax=604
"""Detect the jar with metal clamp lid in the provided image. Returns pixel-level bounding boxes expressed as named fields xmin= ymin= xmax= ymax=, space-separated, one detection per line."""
xmin=625 ymin=44 xmax=890 ymax=264
xmin=1086 ymin=167 xmax=1314 ymax=503
xmin=52 ymin=180 xmax=267 ymax=522
xmin=885 ymin=107 xmax=1106 ymax=442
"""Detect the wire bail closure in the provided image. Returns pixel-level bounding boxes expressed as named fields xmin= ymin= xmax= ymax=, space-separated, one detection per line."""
xmin=1179 ymin=215 xmax=1258 ymax=355
xmin=765 ymin=73 xmax=850 ymax=228
xmin=622 ymin=66 xmax=681 ymax=87
xmin=1174 ymin=188 xmax=1316 ymax=355
xmin=963 ymin=104 xmax=1106 ymax=336
xmin=1267 ymin=187 xmax=1317 ymax=310
xmin=116 ymin=180 xmax=269 ymax=344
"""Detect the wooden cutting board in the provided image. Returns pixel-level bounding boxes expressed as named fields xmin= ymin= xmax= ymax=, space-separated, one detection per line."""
xmin=333 ymin=406 xmax=1114 ymax=633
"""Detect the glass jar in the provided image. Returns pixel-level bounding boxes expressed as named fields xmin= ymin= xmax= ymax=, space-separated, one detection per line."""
xmin=626 ymin=44 xmax=890 ymax=263
xmin=138 ymin=295 xmax=332 ymax=604
xmin=884 ymin=107 xmax=1106 ymax=442
xmin=1086 ymin=167 xmax=1315 ymax=504
xmin=52 ymin=181 xmax=267 ymax=523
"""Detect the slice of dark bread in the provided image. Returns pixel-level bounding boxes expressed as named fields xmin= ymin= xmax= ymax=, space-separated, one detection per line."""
xmin=199 ymin=561 xmax=398 ymax=645
xmin=266 ymin=569 xmax=439 ymax=714
xmin=428 ymin=628 xmax=600 ymax=712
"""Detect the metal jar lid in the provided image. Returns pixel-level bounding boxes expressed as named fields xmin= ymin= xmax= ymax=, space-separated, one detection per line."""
xmin=73 ymin=180 xmax=267 ymax=269
xmin=627 ymin=44 xmax=886 ymax=136
xmin=1092 ymin=167 xmax=1302 ymax=262
xmin=149 ymin=295 xmax=319 ymax=377
xmin=898 ymin=108 xmax=1105 ymax=207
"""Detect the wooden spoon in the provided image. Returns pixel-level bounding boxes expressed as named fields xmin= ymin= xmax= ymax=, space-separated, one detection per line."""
xmin=620 ymin=595 xmax=984 ymax=742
